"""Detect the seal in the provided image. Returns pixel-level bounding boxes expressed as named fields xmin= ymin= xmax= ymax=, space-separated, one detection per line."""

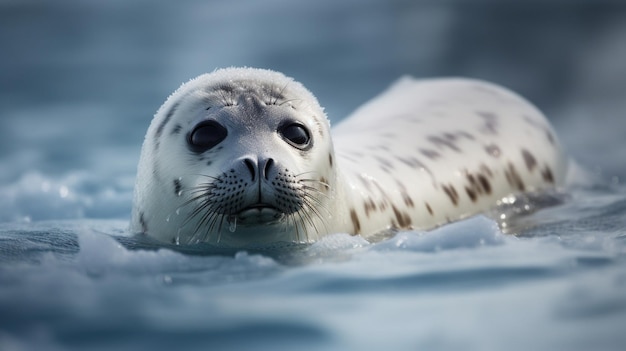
xmin=130 ymin=67 xmax=568 ymax=247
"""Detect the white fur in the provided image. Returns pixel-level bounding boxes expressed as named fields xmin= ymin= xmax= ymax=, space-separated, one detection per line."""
xmin=131 ymin=68 xmax=568 ymax=247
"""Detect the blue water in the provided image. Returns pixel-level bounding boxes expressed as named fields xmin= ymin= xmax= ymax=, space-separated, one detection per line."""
xmin=1 ymin=1 xmax=626 ymax=350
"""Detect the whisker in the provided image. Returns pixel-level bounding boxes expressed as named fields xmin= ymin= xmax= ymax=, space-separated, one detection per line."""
xmin=174 ymin=163 xmax=333 ymax=245
xmin=174 ymin=174 xmax=224 ymax=244
xmin=188 ymin=173 xmax=221 ymax=181
xmin=302 ymin=197 xmax=326 ymax=235
xmin=298 ymin=181 xmax=331 ymax=193
xmin=182 ymin=197 xmax=210 ymax=227
xmin=298 ymin=177 xmax=327 ymax=184
xmin=274 ymin=81 xmax=291 ymax=106
xmin=217 ymin=88 xmax=234 ymax=107
xmin=291 ymin=212 xmax=301 ymax=243
xmin=294 ymin=170 xmax=320 ymax=177
xmin=191 ymin=202 xmax=215 ymax=240
xmin=278 ymin=98 xmax=303 ymax=107
xmin=300 ymin=210 xmax=317 ymax=238
xmin=300 ymin=185 xmax=331 ymax=200
xmin=301 ymin=195 xmax=331 ymax=219
xmin=293 ymin=209 xmax=309 ymax=243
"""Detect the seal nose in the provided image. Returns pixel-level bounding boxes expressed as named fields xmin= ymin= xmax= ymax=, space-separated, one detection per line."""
xmin=243 ymin=158 xmax=256 ymax=182
xmin=243 ymin=157 xmax=275 ymax=182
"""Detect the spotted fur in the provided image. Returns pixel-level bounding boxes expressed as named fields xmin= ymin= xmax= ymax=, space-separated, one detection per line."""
xmin=331 ymin=75 xmax=567 ymax=237
xmin=131 ymin=68 xmax=568 ymax=247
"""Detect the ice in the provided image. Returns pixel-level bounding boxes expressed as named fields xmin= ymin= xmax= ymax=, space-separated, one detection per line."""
xmin=373 ymin=216 xmax=505 ymax=253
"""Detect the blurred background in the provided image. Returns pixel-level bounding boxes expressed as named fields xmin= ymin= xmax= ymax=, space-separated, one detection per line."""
xmin=1 ymin=0 xmax=625 ymax=218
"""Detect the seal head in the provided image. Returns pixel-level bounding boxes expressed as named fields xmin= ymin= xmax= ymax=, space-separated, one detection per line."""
xmin=131 ymin=68 xmax=336 ymax=247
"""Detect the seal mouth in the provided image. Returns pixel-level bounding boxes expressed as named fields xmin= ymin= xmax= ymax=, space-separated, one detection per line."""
xmin=236 ymin=203 xmax=285 ymax=225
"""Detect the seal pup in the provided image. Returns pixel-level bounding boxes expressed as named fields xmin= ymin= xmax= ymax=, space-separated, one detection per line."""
xmin=130 ymin=67 xmax=567 ymax=247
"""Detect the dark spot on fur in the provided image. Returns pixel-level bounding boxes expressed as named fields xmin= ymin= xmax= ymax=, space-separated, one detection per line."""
xmin=402 ymin=193 xmax=414 ymax=208
xmin=375 ymin=156 xmax=394 ymax=170
xmin=425 ymin=202 xmax=434 ymax=216
xmin=396 ymin=156 xmax=426 ymax=170
xmin=504 ymin=162 xmax=525 ymax=191
xmin=478 ymin=174 xmax=492 ymax=194
xmin=465 ymin=187 xmax=477 ymax=202
xmin=443 ymin=132 xmax=457 ymax=141
xmin=314 ymin=119 xmax=324 ymax=137
xmin=442 ymin=184 xmax=459 ymax=206
xmin=428 ymin=135 xmax=461 ymax=152
xmin=463 ymin=169 xmax=492 ymax=201
xmin=139 ymin=212 xmax=148 ymax=234
xmin=328 ymin=153 xmax=333 ymax=167
xmin=456 ymin=131 xmax=476 ymax=140
xmin=171 ymin=124 xmax=182 ymax=135
xmin=349 ymin=208 xmax=361 ymax=234
xmin=392 ymin=205 xmax=412 ymax=228
xmin=485 ymin=144 xmax=501 ymax=158
xmin=476 ymin=111 xmax=499 ymax=135
xmin=152 ymin=161 xmax=161 ymax=182
xmin=466 ymin=173 xmax=477 ymax=187
xmin=521 ymin=149 xmax=537 ymax=172
xmin=174 ymin=179 xmax=182 ymax=196
xmin=546 ymin=131 xmax=555 ymax=145
xmin=395 ymin=180 xmax=414 ymax=208
xmin=542 ymin=166 xmax=554 ymax=183
xmin=364 ymin=198 xmax=377 ymax=217
xmin=420 ymin=148 xmax=441 ymax=160
xmin=156 ymin=101 xmax=180 ymax=139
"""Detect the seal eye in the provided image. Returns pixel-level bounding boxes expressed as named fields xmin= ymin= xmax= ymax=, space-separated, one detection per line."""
xmin=188 ymin=120 xmax=227 ymax=152
xmin=280 ymin=122 xmax=311 ymax=149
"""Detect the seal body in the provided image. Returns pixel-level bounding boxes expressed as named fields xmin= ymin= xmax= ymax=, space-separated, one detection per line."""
xmin=130 ymin=68 xmax=567 ymax=247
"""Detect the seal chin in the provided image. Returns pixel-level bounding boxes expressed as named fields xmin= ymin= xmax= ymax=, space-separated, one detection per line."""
xmin=236 ymin=204 xmax=286 ymax=225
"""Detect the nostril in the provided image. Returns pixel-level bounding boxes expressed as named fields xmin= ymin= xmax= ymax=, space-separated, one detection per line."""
xmin=263 ymin=158 xmax=274 ymax=180
xmin=244 ymin=158 xmax=256 ymax=181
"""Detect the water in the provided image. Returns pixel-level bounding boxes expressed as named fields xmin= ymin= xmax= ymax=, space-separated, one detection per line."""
xmin=1 ymin=1 xmax=626 ymax=350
